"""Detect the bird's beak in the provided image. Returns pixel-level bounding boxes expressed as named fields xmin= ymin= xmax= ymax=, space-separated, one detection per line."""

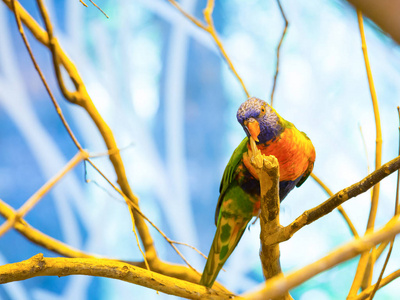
xmin=244 ymin=119 xmax=260 ymax=142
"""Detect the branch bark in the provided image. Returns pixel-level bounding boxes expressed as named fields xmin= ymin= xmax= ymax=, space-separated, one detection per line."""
xmin=2 ymin=0 xmax=157 ymax=262
xmin=265 ymin=154 xmax=400 ymax=245
xmin=0 ymin=254 xmax=235 ymax=300
xmin=244 ymin=216 xmax=400 ymax=300
xmin=248 ymin=138 xmax=292 ymax=300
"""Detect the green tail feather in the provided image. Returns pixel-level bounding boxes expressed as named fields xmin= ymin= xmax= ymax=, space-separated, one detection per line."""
xmin=200 ymin=215 xmax=250 ymax=288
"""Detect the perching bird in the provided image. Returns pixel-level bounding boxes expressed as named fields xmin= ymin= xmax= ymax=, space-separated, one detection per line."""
xmin=199 ymin=97 xmax=315 ymax=288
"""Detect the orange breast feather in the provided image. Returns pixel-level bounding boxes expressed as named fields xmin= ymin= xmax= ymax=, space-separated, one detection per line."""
xmin=255 ymin=128 xmax=315 ymax=182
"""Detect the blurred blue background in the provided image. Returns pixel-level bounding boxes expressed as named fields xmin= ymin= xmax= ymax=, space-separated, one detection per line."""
xmin=0 ymin=0 xmax=400 ymax=299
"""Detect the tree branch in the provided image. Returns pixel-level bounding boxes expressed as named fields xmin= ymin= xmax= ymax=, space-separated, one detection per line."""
xmin=0 ymin=199 xmax=98 ymax=258
xmin=350 ymin=269 xmax=400 ymax=300
xmin=247 ymin=138 xmax=292 ymax=300
xmin=264 ymin=155 xmax=400 ymax=245
xmin=262 ymin=156 xmax=400 ymax=245
xmin=311 ymin=173 xmax=359 ymax=237
xmin=346 ymin=0 xmax=400 ymax=45
xmin=0 ymin=151 xmax=87 ymax=238
xmin=3 ymin=0 xmax=157 ymax=262
xmin=270 ymin=0 xmax=288 ymax=107
xmin=0 ymin=254 xmax=235 ymax=300
xmin=349 ymin=10 xmax=382 ymax=294
xmin=243 ymin=216 xmax=400 ymax=300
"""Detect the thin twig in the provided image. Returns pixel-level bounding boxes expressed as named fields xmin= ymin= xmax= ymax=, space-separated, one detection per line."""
xmin=311 ymin=173 xmax=359 ymax=237
xmin=270 ymin=0 xmax=288 ymax=107
xmin=84 ymin=158 xmax=150 ymax=271
xmin=203 ymin=0 xmax=250 ymax=98
xmin=167 ymin=0 xmax=250 ymax=98
xmin=85 ymin=158 xmax=200 ymax=274
xmin=35 ymin=0 xmax=80 ymax=104
xmin=88 ymin=0 xmax=109 ymax=19
xmin=172 ymin=241 xmax=208 ymax=260
xmin=0 ymin=151 xmax=87 ymax=238
xmin=79 ymin=0 xmax=88 ymax=7
xmin=7 ymin=0 xmax=157 ymax=264
xmin=89 ymin=142 xmax=134 ymax=158
xmin=10 ymin=0 xmax=82 ymax=150
xmin=166 ymin=0 xmax=207 ymax=30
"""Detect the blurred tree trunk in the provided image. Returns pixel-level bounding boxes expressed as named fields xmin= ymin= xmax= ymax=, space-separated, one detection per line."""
xmin=346 ymin=0 xmax=400 ymax=44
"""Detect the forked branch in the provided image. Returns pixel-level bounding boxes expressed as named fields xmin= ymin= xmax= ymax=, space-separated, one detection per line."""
xmin=244 ymin=216 xmax=400 ymax=300
xmin=265 ymin=154 xmax=400 ymax=245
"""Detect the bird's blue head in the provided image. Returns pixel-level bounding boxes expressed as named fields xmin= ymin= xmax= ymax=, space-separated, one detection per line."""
xmin=237 ymin=97 xmax=283 ymax=144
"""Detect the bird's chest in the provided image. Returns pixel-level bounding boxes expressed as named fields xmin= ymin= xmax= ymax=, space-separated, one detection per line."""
xmin=245 ymin=128 xmax=310 ymax=182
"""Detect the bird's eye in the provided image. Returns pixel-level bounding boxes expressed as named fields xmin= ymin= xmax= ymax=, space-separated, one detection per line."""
xmin=260 ymin=106 xmax=266 ymax=114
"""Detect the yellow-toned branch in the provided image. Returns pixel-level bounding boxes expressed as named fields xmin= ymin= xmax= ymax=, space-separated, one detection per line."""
xmin=87 ymin=0 xmax=109 ymax=19
xmin=248 ymin=145 xmax=292 ymax=300
xmin=368 ymin=107 xmax=400 ymax=299
xmin=10 ymin=0 xmax=82 ymax=149
xmin=0 ymin=254 xmax=235 ymax=300
xmin=351 ymin=269 xmax=400 ymax=300
xmin=167 ymin=0 xmax=250 ymax=98
xmin=311 ymin=173 xmax=359 ymax=237
xmin=357 ymin=8 xmax=382 ymax=238
xmin=3 ymin=0 xmax=157 ymax=261
xmin=0 ymin=197 xmax=230 ymax=291
xmin=266 ymin=155 xmax=400 ymax=245
xmin=0 ymin=151 xmax=87 ymax=238
xmin=85 ymin=159 xmax=196 ymax=273
xmin=203 ymin=0 xmax=249 ymax=98
xmin=166 ymin=0 xmax=207 ymax=30
xmin=270 ymin=0 xmax=288 ymax=107
xmin=244 ymin=216 xmax=400 ymax=300
xmin=349 ymin=10 xmax=383 ymax=295
xmin=0 ymin=199 xmax=97 ymax=258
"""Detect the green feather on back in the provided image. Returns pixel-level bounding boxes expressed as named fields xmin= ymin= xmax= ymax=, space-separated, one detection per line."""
xmin=215 ymin=137 xmax=249 ymax=224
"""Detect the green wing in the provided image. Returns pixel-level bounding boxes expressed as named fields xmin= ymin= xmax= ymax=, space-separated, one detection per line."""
xmin=214 ymin=137 xmax=249 ymax=224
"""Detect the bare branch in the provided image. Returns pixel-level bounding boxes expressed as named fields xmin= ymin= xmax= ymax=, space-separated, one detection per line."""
xmin=351 ymin=269 xmax=400 ymax=300
xmin=167 ymin=0 xmax=250 ymax=98
xmin=9 ymin=0 xmax=82 ymax=149
xmin=0 ymin=254 xmax=236 ymax=300
xmin=311 ymin=173 xmax=359 ymax=237
xmin=248 ymin=148 xmax=292 ymax=300
xmin=270 ymin=0 xmax=288 ymax=107
xmin=166 ymin=0 xmax=207 ymax=30
xmin=244 ymin=217 xmax=400 ymax=300
xmin=266 ymin=154 xmax=400 ymax=245
xmin=0 ymin=199 xmax=98 ymax=258
xmin=0 ymin=151 xmax=87 ymax=238
xmin=368 ymin=107 xmax=400 ymax=299
xmin=350 ymin=10 xmax=383 ymax=294
xmin=87 ymin=0 xmax=109 ymax=18
xmin=3 ymin=0 xmax=158 ymax=261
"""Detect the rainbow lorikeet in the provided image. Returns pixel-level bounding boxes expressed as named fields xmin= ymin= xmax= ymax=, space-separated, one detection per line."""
xmin=200 ymin=97 xmax=316 ymax=288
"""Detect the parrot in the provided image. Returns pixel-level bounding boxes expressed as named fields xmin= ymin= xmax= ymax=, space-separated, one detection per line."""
xmin=199 ymin=97 xmax=316 ymax=288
